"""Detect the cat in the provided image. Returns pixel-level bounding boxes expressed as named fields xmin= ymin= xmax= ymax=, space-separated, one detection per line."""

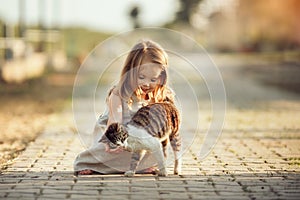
xmin=99 ymin=102 xmax=181 ymax=177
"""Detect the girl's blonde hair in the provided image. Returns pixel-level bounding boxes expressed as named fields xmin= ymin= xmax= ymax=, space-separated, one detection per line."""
xmin=116 ymin=39 xmax=169 ymax=102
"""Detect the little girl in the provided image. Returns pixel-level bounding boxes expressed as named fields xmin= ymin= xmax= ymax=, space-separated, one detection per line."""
xmin=74 ymin=39 xmax=175 ymax=175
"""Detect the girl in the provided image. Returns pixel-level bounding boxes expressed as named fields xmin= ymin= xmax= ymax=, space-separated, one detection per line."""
xmin=74 ymin=39 xmax=175 ymax=175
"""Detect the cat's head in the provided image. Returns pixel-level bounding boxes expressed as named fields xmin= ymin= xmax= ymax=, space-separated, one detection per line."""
xmin=99 ymin=123 xmax=128 ymax=147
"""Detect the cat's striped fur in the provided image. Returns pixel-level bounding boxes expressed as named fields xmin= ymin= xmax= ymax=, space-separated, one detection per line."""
xmin=99 ymin=102 xmax=181 ymax=177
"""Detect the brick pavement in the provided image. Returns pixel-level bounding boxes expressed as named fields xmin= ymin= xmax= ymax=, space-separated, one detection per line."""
xmin=1 ymin=55 xmax=300 ymax=199
xmin=0 ymin=106 xmax=299 ymax=199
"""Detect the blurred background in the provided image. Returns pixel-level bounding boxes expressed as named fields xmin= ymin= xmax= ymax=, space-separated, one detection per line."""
xmin=0 ymin=0 xmax=299 ymax=169
xmin=0 ymin=0 xmax=299 ymax=82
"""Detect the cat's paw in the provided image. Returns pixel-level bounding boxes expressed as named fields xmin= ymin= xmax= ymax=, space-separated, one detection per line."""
xmin=124 ymin=170 xmax=135 ymax=177
xmin=174 ymin=159 xmax=182 ymax=175
xmin=174 ymin=169 xmax=181 ymax=175
xmin=157 ymin=168 xmax=168 ymax=176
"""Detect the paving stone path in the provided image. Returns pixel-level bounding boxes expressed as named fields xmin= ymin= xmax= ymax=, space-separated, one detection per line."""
xmin=0 ymin=55 xmax=299 ymax=199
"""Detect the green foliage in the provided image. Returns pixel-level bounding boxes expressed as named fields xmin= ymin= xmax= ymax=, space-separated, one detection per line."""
xmin=61 ymin=27 xmax=111 ymax=58
xmin=175 ymin=0 xmax=202 ymax=24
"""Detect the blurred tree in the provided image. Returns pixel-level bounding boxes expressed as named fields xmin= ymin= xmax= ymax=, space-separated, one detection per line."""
xmin=175 ymin=0 xmax=203 ymax=24
xmin=2 ymin=23 xmax=14 ymax=61
xmin=37 ymin=0 xmax=46 ymax=52
xmin=237 ymin=0 xmax=300 ymax=51
xmin=129 ymin=5 xmax=140 ymax=28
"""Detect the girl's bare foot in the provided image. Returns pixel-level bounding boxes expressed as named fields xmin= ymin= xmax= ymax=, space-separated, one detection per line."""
xmin=78 ymin=169 xmax=93 ymax=175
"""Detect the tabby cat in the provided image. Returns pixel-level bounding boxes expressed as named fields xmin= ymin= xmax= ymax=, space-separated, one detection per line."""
xmin=99 ymin=102 xmax=181 ymax=177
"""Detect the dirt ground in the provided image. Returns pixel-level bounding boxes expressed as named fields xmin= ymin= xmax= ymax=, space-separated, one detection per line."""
xmin=0 ymin=72 xmax=76 ymax=171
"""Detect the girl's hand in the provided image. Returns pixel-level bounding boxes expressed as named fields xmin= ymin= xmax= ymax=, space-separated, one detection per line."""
xmin=104 ymin=143 xmax=124 ymax=153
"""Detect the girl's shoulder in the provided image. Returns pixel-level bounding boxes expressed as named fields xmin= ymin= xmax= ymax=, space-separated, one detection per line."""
xmin=106 ymin=86 xmax=120 ymax=101
xmin=108 ymin=85 xmax=119 ymax=96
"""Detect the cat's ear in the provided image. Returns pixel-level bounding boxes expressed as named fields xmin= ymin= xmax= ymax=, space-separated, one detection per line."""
xmin=116 ymin=123 xmax=123 ymax=132
xmin=119 ymin=124 xmax=128 ymax=138
xmin=99 ymin=135 xmax=109 ymax=143
xmin=119 ymin=124 xmax=128 ymax=134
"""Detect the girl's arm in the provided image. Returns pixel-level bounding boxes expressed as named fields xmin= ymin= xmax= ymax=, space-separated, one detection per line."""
xmin=107 ymin=92 xmax=123 ymax=125
xmin=105 ymin=91 xmax=124 ymax=153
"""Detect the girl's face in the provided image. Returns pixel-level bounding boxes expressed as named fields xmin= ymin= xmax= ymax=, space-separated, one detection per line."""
xmin=137 ymin=61 xmax=163 ymax=94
